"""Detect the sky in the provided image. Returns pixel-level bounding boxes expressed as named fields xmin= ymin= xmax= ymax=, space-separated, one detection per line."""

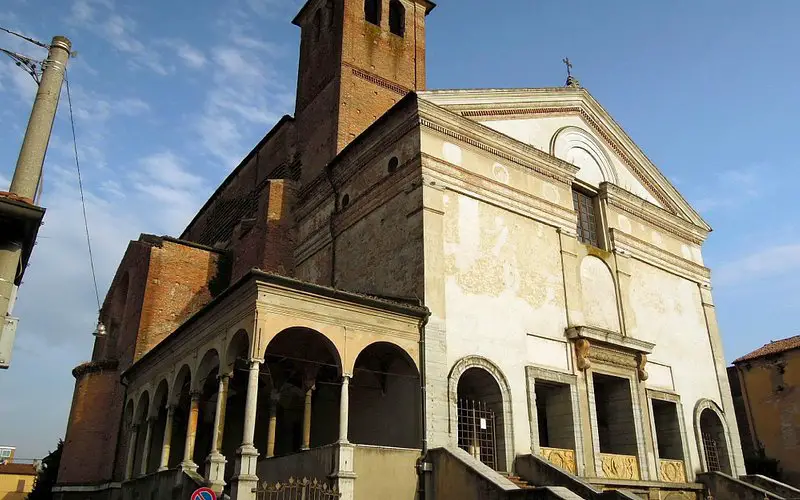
xmin=0 ymin=0 xmax=798 ymax=460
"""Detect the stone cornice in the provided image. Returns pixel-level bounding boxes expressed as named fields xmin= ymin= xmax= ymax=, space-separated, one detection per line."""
xmin=418 ymin=99 xmax=579 ymax=186
xmin=609 ymin=229 xmax=711 ymax=285
xmin=421 ymin=154 xmax=575 ymax=233
xmin=601 ymin=183 xmax=708 ymax=245
xmin=72 ymin=359 xmax=119 ymax=379
xmin=566 ymin=326 xmax=655 ymax=354
xmin=419 ymin=88 xmax=711 ymax=232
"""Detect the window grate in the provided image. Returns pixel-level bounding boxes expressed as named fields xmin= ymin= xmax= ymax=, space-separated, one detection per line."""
xmin=702 ymin=432 xmax=721 ymax=472
xmin=573 ymin=190 xmax=599 ymax=247
xmin=457 ymin=398 xmax=498 ymax=470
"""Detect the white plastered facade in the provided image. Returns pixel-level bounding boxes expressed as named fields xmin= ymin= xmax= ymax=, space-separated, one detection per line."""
xmin=415 ymin=87 xmax=745 ymax=483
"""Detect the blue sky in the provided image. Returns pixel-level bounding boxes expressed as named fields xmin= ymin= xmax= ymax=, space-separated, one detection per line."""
xmin=0 ymin=0 xmax=797 ymax=460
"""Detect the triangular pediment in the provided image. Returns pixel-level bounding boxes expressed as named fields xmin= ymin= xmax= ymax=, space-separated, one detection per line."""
xmin=418 ymin=88 xmax=710 ymax=231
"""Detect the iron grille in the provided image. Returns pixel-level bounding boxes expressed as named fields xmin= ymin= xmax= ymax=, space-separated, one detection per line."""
xmin=254 ymin=477 xmax=340 ymax=500
xmin=457 ymin=398 xmax=498 ymax=470
xmin=702 ymin=432 xmax=721 ymax=472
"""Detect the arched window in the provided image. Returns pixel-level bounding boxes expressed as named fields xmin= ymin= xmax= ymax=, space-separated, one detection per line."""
xmin=364 ymin=0 xmax=380 ymax=26
xmin=389 ymin=0 xmax=405 ymax=36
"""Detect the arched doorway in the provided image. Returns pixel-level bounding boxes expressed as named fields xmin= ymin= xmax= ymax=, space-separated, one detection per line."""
xmin=264 ymin=327 xmax=342 ymax=455
xmin=194 ymin=349 xmax=220 ymax=476
xmin=349 ymin=342 xmax=421 ymax=448
xmin=147 ymin=380 xmax=169 ymax=473
xmin=169 ymin=365 xmax=192 ymax=468
xmin=698 ymin=407 xmax=731 ymax=474
xmin=452 ymin=361 xmax=512 ymax=472
xmin=132 ymin=391 xmax=150 ymax=477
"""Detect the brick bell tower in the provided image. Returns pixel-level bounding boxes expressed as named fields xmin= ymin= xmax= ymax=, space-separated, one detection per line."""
xmin=292 ymin=0 xmax=435 ymax=184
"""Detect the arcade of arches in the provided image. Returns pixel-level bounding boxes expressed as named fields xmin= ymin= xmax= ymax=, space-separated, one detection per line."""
xmin=122 ymin=328 xmax=421 ymax=496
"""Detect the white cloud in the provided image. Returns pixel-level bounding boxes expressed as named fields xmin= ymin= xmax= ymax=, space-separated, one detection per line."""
xmin=714 ymin=243 xmax=800 ymax=287
xmin=68 ymin=1 xmax=172 ymax=75
xmin=174 ymin=41 xmax=207 ymax=69
xmin=693 ymin=167 xmax=767 ymax=213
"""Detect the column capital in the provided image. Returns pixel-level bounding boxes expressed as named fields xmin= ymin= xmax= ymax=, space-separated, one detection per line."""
xmin=218 ymin=372 xmax=232 ymax=382
xmin=250 ymin=357 xmax=264 ymax=365
xmin=189 ymin=391 xmax=202 ymax=401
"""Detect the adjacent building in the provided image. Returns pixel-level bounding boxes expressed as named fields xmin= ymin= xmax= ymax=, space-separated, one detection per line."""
xmin=0 ymin=461 xmax=38 ymax=500
xmin=729 ymin=335 xmax=800 ymax=487
xmin=54 ymin=1 xmax=753 ymax=499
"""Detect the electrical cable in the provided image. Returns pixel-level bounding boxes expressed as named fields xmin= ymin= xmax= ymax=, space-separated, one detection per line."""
xmin=64 ymin=70 xmax=102 ymax=311
xmin=0 ymin=26 xmax=48 ymax=49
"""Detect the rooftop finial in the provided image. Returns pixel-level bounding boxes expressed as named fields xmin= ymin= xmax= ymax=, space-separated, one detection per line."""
xmin=563 ymin=57 xmax=581 ymax=88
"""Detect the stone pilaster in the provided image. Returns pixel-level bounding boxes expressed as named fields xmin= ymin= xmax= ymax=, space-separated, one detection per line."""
xmin=266 ymin=390 xmax=279 ymax=458
xmin=699 ymin=284 xmax=747 ymax=476
xmin=558 ymin=228 xmax=585 ymax=327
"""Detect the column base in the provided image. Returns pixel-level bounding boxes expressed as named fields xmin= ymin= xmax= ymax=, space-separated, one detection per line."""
xmin=332 ymin=442 xmax=357 ymax=500
xmin=206 ymin=451 xmax=228 ymax=494
xmin=231 ymin=445 xmax=260 ymax=500
xmin=179 ymin=460 xmax=198 ymax=474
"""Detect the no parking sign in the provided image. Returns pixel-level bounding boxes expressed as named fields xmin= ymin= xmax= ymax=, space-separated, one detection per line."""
xmin=191 ymin=487 xmax=217 ymax=500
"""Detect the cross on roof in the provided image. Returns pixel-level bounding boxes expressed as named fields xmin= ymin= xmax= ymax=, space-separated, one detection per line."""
xmin=562 ymin=57 xmax=573 ymax=78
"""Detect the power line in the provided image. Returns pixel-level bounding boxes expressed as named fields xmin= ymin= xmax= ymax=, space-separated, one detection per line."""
xmin=0 ymin=47 xmax=42 ymax=84
xmin=0 ymin=26 xmax=48 ymax=49
xmin=64 ymin=70 xmax=102 ymax=312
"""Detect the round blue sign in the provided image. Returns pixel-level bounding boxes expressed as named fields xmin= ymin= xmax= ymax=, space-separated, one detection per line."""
xmin=191 ymin=487 xmax=217 ymax=500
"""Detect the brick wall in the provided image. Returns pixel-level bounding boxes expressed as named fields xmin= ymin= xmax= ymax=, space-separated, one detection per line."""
xmin=134 ymin=239 xmax=221 ymax=362
xmin=57 ymin=364 xmax=123 ymax=485
xmin=181 ymin=118 xmax=297 ymax=248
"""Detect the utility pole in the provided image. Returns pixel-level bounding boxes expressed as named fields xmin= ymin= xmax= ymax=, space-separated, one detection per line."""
xmin=0 ymin=35 xmax=72 ymax=369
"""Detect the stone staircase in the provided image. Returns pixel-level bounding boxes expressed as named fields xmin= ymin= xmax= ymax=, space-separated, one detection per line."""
xmin=503 ymin=473 xmax=535 ymax=490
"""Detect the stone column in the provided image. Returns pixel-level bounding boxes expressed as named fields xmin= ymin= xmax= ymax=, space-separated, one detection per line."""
xmin=266 ymin=390 xmax=279 ymax=458
xmin=333 ymin=375 xmax=355 ymax=500
xmin=301 ymin=384 xmax=315 ymax=450
xmin=158 ymin=405 xmax=175 ymax=471
xmin=338 ymin=375 xmax=350 ymax=443
xmin=139 ymin=417 xmax=155 ymax=477
xmin=231 ymin=359 xmax=262 ymax=500
xmin=207 ymin=374 xmax=230 ymax=493
xmin=180 ymin=392 xmax=201 ymax=473
xmin=124 ymin=424 xmax=139 ymax=481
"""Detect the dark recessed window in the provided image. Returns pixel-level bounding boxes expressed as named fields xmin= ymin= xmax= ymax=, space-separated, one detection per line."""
xmin=388 ymin=156 xmax=399 ymax=173
xmin=341 ymin=194 xmax=350 ymax=208
xmin=573 ymin=189 xmax=599 ymax=247
xmin=364 ymin=0 xmax=380 ymax=25
xmin=389 ymin=0 xmax=405 ymax=36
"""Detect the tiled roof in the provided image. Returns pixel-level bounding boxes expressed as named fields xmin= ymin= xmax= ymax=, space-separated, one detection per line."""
xmin=733 ymin=335 xmax=800 ymax=364
xmin=0 ymin=462 xmax=38 ymax=476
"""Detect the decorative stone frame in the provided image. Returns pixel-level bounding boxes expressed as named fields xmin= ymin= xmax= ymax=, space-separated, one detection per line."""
xmin=526 ymin=366 xmax=586 ymax=476
xmin=570 ymin=327 xmax=655 ymax=481
xmin=448 ymin=355 xmax=515 ymax=472
xmin=646 ymin=388 xmax=694 ymax=482
xmin=693 ymin=398 xmax=734 ymax=475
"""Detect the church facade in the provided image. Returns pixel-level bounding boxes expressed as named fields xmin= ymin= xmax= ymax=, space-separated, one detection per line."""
xmin=54 ymin=1 xmax=750 ymax=499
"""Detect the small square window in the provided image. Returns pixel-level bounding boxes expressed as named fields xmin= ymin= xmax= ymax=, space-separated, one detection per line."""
xmin=573 ymin=189 xmax=600 ymax=247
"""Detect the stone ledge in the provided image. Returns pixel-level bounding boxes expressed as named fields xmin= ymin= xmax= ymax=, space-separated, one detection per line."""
xmin=72 ymin=359 xmax=119 ymax=379
xmin=566 ymin=326 xmax=654 ymax=354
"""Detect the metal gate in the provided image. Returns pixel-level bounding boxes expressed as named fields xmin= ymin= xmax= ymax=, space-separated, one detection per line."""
xmin=254 ymin=477 xmax=341 ymax=500
xmin=702 ymin=432 xmax=721 ymax=472
xmin=457 ymin=398 xmax=498 ymax=470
